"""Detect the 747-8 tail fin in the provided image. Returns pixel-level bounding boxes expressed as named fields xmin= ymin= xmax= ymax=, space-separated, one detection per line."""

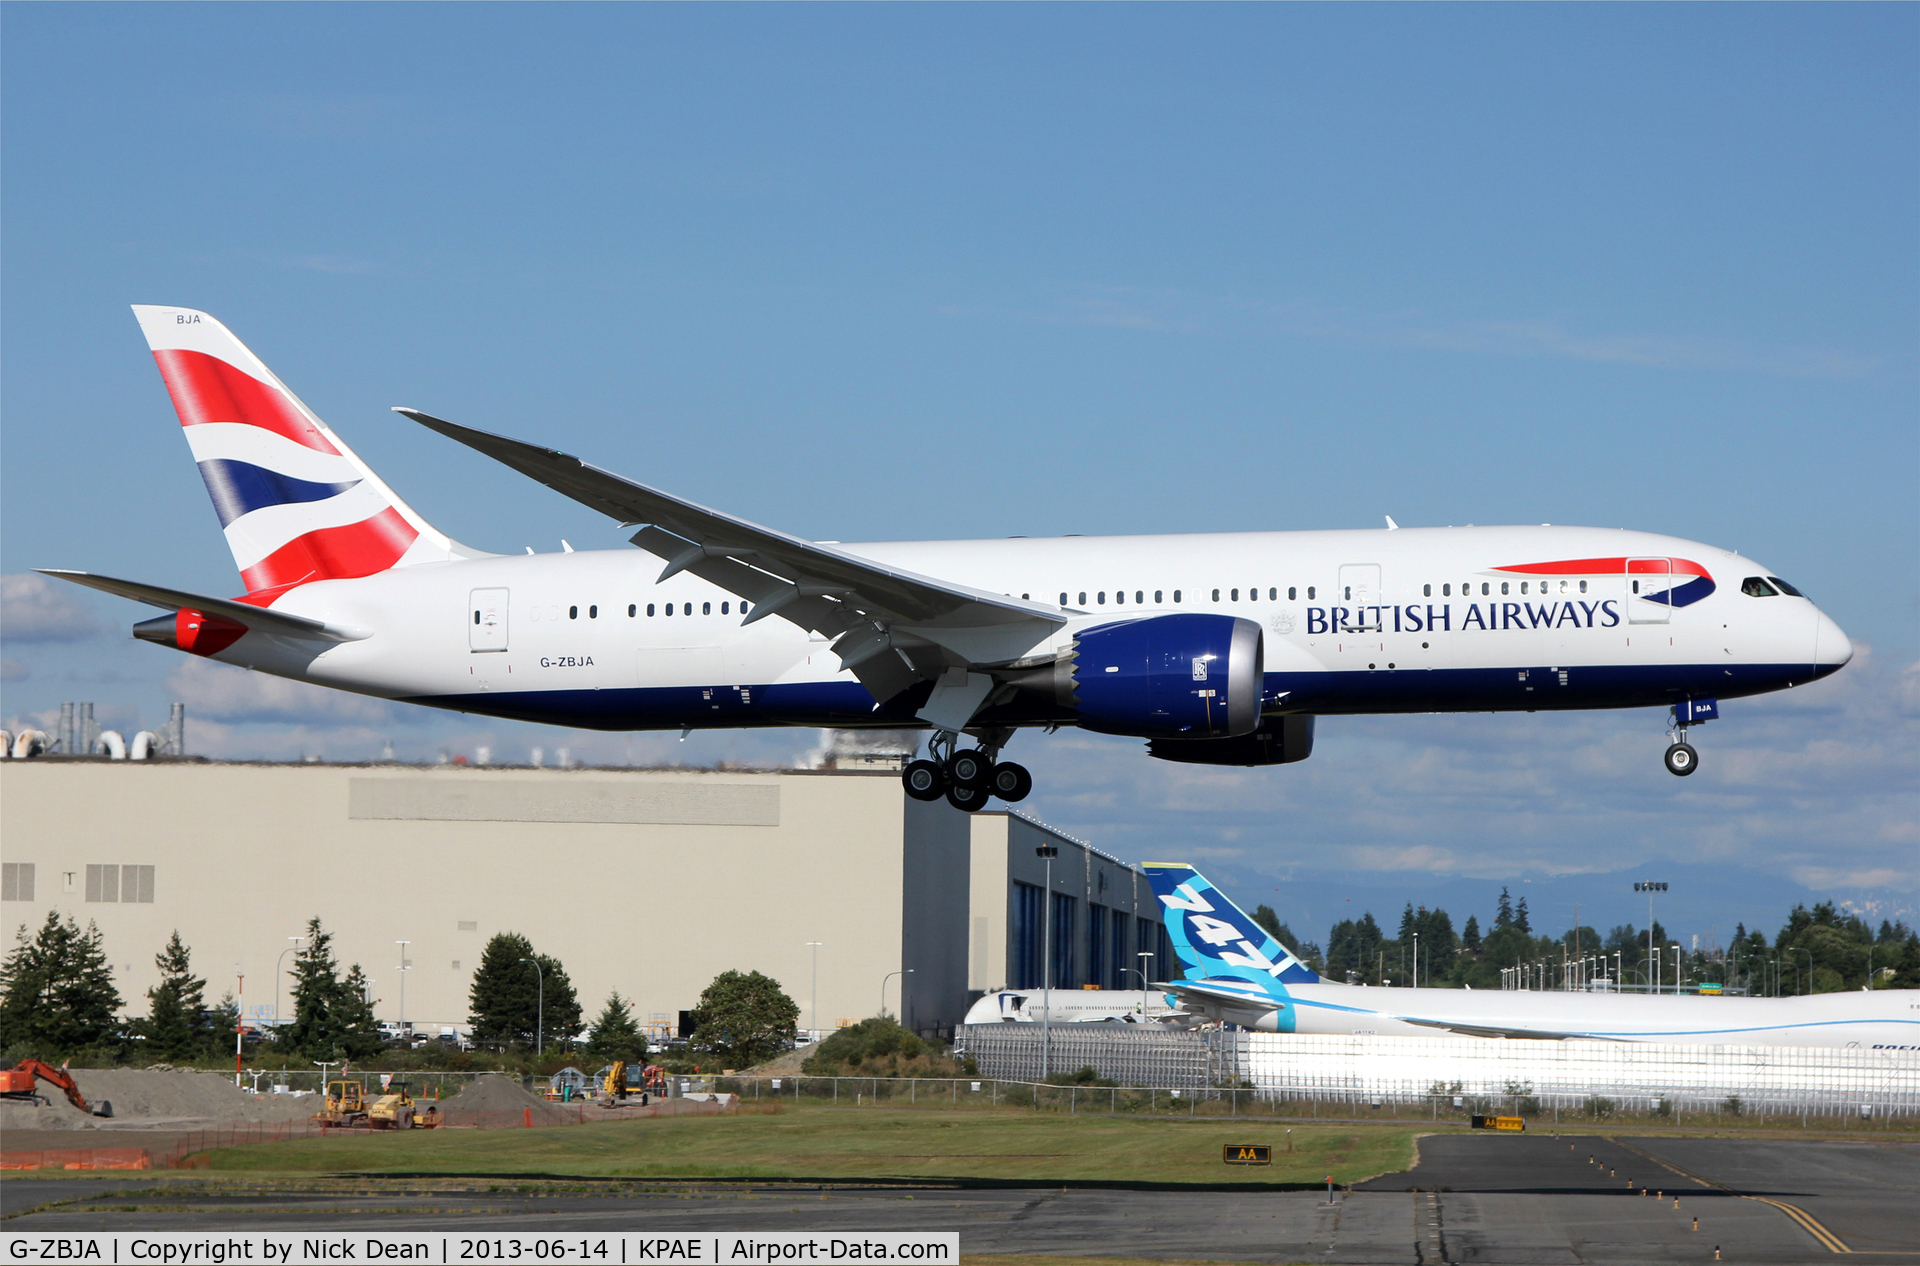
xmin=131 ymin=306 xmax=470 ymax=602
xmin=1144 ymin=863 xmax=1320 ymax=991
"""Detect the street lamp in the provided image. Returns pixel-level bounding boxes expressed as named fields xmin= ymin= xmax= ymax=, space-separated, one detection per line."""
xmin=880 ymin=968 xmax=913 ymax=1019
xmin=1136 ymin=951 xmax=1155 ymax=1021
xmin=806 ymin=941 xmax=824 ymax=1041
xmin=274 ymin=936 xmax=305 ymax=1028
xmin=1634 ymin=881 xmax=1669 ymax=992
xmin=1412 ymin=932 xmax=1420 ymax=990
xmin=519 ymin=957 xmax=544 ymax=1055
xmin=1037 ymin=844 xmax=1058 ymax=1081
xmin=396 ymin=941 xmax=411 ymax=1037
xmin=1671 ymin=943 xmax=1683 ymax=994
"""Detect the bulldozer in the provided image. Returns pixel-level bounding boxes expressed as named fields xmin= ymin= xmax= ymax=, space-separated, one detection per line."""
xmin=0 ymin=1058 xmax=112 ymax=1118
xmin=312 ymin=1079 xmax=368 ymax=1127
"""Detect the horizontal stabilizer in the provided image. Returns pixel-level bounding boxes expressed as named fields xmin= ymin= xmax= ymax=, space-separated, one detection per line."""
xmin=37 ymin=570 xmax=365 ymax=643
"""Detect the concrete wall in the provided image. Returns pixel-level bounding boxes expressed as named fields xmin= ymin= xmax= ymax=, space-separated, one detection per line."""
xmin=0 ymin=762 xmax=975 ymax=1038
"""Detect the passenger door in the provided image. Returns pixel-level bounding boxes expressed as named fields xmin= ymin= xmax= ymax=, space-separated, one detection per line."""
xmin=1627 ymin=559 xmax=1672 ymax=625
xmin=469 ymin=589 xmax=509 ymax=651
xmin=1338 ymin=564 xmax=1382 ymax=632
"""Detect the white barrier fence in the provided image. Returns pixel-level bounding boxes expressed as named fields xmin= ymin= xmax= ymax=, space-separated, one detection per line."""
xmin=960 ymin=1025 xmax=1920 ymax=1118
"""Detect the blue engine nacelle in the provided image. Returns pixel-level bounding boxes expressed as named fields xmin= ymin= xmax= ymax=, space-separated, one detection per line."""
xmin=1066 ymin=614 xmax=1264 ymax=739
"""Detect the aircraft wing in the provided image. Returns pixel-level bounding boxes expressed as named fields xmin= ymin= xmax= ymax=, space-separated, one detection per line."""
xmin=397 ymin=409 xmax=1065 ymax=709
xmin=1392 ymin=1014 xmax=1616 ymax=1042
xmin=38 ymin=570 xmax=365 ymax=642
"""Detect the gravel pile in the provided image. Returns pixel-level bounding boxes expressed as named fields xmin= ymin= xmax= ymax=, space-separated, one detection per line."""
xmin=0 ymin=1068 xmax=316 ymax=1131
xmin=439 ymin=1074 xmax=577 ymax=1126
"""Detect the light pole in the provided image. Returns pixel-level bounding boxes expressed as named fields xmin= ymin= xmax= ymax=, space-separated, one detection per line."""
xmin=1412 ymin=932 xmax=1420 ymax=990
xmin=1793 ymin=948 xmax=1813 ymax=996
xmin=1635 ymin=880 xmax=1668 ymax=991
xmin=1671 ymin=943 xmax=1683 ymax=994
xmin=396 ymin=941 xmax=411 ymax=1037
xmin=1037 ymin=844 xmax=1058 ymax=1082
xmin=806 ymin=941 xmax=824 ymax=1041
xmin=234 ymin=972 xmax=245 ymax=1087
xmin=1136 ymin=951 xmax=1155 ymax=1020
xmin=880 ymin=968 xmax=913 ymax=1020
xmin=519 ymin=957 xmax=544 ymax=1055
xmin=275 ymin=936 xmax=305 ymax=1029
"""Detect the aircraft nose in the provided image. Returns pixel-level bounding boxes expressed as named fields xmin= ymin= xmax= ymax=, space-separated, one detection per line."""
xmin=1814 ymin=608 xmax=1853 ymax=670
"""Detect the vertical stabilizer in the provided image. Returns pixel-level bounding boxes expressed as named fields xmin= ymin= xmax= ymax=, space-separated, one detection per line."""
xmin=131 ymin=306 xmax=473 ymax=601
xmin=1143 ymin=863 xmax=1321 ymax=989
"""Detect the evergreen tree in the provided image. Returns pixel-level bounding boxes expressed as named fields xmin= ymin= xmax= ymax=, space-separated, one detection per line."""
xmin=1494 ymin=887 xmax=1514 ymax=930
xmin=468 ymin=932 xmax=582 ymax=1049
xmin=1398 ymin=904 xmax=1417 ymax=943
xmin=208 ymin=990 xmax=239 ymax=1062
xmin=1461 ymin=915 xmax=1482 ymax=954
xmin=1326 ymin=913 xmax=1385 ymax=983
xmin=689 ymin=969 xmax=798 ymax=1067
xmin=280 ymin=916 xmax=383 ymax=1059
xmin=1513 ymin=896 xmax=1532 ymax=935
xmin=585 ymin=992 xmax=647 ymax=1065
xmin=0 ymin=911 xmax=123 ymax=1055
xmin=141 ymin=930 xmax=208 ymax=1061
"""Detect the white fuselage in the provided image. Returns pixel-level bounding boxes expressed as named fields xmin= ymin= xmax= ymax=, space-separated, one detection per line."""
xmin=962 ymin=989 xmax=1187 ymax=1026
xmin=205 ymin=524 xmax=1850 ymax=735
xmin=1194 ymin=980 xmax=1919 ymax=1049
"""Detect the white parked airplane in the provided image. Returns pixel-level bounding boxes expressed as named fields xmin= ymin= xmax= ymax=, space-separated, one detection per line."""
xmin=1144 ymin=864 xmax=1919 ymax=1050
xmin=45 ymin=307 xmax=1852 ymax=806
xmin=962 ymin=989 xmax=1186 ymax=1027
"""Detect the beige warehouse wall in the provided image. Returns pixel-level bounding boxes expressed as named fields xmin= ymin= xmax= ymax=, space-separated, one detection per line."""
xmin=0 ymin=762 xmax=970 ymax=1039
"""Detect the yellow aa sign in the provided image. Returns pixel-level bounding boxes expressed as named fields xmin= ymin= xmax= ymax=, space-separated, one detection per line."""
xmin=1222 ymin=1144 xmax=1273 ymax=1165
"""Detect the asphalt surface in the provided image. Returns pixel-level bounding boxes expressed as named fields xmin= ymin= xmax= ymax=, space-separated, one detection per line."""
xmin=4 ymin=1134 xmax=1916 ymax=1262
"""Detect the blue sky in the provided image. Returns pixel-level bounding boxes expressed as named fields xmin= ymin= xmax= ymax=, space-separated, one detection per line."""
xmin=3 ymin=6 xmax=1915 ymax=943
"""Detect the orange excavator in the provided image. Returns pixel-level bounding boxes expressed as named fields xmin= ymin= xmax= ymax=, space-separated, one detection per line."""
xmin=0 ymin=1058 xmax=113 ymax=1118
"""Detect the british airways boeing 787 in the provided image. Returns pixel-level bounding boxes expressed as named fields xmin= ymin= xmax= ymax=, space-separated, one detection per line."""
xmin=45 ymin=307 xmax=1852 ymax=807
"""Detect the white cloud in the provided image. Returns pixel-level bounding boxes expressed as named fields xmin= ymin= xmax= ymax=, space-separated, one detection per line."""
xmin=165 ymin=657 xmax=395 ymax=725
xmin=940 ymin=285 xmax=1877 ymax=380
xmin=0 ymin=574 xmax=101 ymax=643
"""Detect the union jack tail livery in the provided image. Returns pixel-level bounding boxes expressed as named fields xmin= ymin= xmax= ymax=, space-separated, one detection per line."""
xmin=132 ymin=306 xmax=461 ymax=603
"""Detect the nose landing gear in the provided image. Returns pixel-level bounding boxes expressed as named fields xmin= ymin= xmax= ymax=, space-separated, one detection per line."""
xmin=1663 ymin=699 xmax=1715 ymax=776
xmin=903 ymin=732 xmax=1031 ymax=810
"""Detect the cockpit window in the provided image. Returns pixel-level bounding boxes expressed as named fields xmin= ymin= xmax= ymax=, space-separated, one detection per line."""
xmin=1741 ymin=577 xmax=1778 ymax=597
xmin=1768 ymin=576 xmax=1805 ymax=598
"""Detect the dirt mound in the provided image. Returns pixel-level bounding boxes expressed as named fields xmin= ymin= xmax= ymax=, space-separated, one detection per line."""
xmin=0 ymin=1068 xmax=317 ymax=1131
xmin=439 ymin=1074 xmax=575 ymax=1126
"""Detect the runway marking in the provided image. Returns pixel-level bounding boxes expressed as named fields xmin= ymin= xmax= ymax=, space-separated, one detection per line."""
xmin=1612 ymin=1139 xmax=1851 ymax=1254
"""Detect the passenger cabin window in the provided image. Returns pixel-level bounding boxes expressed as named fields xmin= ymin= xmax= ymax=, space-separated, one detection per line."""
xmin=628 ymin=604 xmax=636 ymax=617
xmin=1307 ymin=586 xmax=1315 ymax=600
xmin=1288 ymin=587 xmax=1297 ymax=600
xmin=589 ymin=605 xmax=598 ymax=618
xmin=1060 ymin=592 xmax=1069 ymax=606
xmin=1768 ymin=576 xmax=1805 ymax=597
xmin=1578 ymin=580 xmax=1587 ymax=593
xmin=1500 ymin=582 xmax=1509 ymax=596
xmin=647 ymin=604 xmax=655 ymax=616
xmin=1232 ymin=588 xmax=1240 ymax=601
xmin=722 ymin=601 xmax=730 ymax=614
xmin=569 ymin=605 xmax=578 ymax=619
xmin=1079 ymin=592 xmax=1087 ymax=605
xmin=1097 ymin=591 xmax=1106 ymax=605
xmin=1423 ymin=584 xmax=1431 ymax=597
xmin=1442 ymin=584 xmax=1450 ymax=596
xmin=1741 ymin=577 xmax=1779 ymax=597
xmin=1480 ymin=583 xmax=1489 ymax=595
xmin=703 ymin=602 xmax=711 ymax=615
xmin=684 ymin=603 xmax=692 ymax=615
xmin=1173 ymin=590 xmax=1182 ymax=603
xmin=665 ymin=603 xmax=674 ymax=616
xmin=1211 ymin=589 xmax=1220 ymax=602
xmin=1268 ymin=587 xmax=1277 ymax=600
xmin=1154 ymin=590 xmax=1163 ymax=603
xmin=1136 ymin=590 xmax=1144 ymax=603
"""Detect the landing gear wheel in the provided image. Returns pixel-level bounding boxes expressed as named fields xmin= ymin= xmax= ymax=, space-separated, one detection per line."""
xmin=988 ymin=761 xmax=1033 ymax=803
xmin=948 ymin=748 xmax=991 ymax=788
xmin=946 ymin=782 xmax=989 ymax=813
xmin=902 ymin=760 xmax=947 ymax=802
xmin=1664 ymin=742 xmax=1698 ymax=777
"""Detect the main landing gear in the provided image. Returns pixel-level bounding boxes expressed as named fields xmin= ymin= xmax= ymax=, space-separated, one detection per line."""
xmin=902 ymin=732 xmax=1032 ymax=812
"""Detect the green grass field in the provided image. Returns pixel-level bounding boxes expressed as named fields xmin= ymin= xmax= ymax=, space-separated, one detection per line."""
xmin=197 ymin=1106 xmax=1424 ymax=1186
